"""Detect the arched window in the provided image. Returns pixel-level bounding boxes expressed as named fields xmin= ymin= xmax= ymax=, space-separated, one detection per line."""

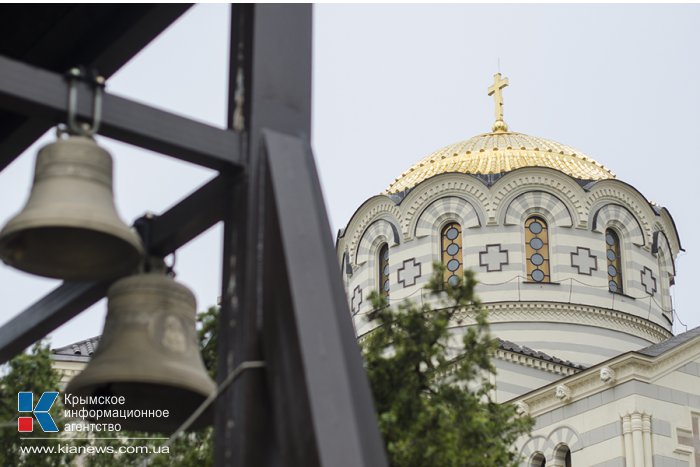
xmin=657 ymin=246 xmax=672 ymax=314
xmin=606 ymin=229 xmax=623 ymax=293
xmin=554 ymin=444 xmax=572 ymax=467
xmin=529 ymin=452 xmax=546 ymax=467
xmin=378 ymin=243 xmax=390 ymax=297
xmin=441 ymin=222 xmax=463 ymax=286
xmin=525 ymin=216 xmax=550 ymax=283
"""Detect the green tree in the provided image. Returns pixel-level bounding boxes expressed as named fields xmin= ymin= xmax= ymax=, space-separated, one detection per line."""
xmin=0 ymin=341 xmax=76 ymax=466
xmin=362 ymin=265 xmax=533 ymax=467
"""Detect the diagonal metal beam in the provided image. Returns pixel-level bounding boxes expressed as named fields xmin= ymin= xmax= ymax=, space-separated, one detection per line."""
xmin=261 ymin=130 xmax=388 ymax=467
xmin=0 ymin=54 xmax=243 ymax=171
xmin=0 ymin=175 xmax=227 ymax=364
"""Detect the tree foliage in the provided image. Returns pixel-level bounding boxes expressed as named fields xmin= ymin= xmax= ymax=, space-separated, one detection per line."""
xmin=0 ymin=341 xmax=74 ymax=466
xmin=362 ymin=265 xmax=533 ymax=467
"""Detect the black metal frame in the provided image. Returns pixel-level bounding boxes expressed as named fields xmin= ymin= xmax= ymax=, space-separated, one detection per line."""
xmin=0 ymin=5 xmax=386 ymax=467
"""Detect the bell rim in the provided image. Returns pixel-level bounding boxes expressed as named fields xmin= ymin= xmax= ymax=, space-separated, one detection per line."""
xmin=0 ymin=224 xmax=143 ymax=280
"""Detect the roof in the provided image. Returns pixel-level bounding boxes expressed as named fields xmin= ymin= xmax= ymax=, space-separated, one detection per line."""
xmin=497 ymin=338 xmax=587 ymax=370
xmin=385 ymin=131 xmax=615 ymax=194
xmin=51 ymin=336 xmax=100 ymax=362
xmin=637 ymin=325 xmax=700 ymax=357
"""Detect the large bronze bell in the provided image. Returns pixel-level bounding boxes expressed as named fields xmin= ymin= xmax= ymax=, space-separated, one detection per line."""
xmin=64 ymin=263 xmax=216 ymax=433
xmin=0 ymin=135 xmax=143 ymax=280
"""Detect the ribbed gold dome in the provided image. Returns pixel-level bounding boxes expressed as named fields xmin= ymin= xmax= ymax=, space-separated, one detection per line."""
xmin=386 ymin=131 xmax=615 ymax=194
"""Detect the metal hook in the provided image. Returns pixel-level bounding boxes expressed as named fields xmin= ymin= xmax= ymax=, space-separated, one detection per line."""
xmin=65 ymin=67 xmax=105 ymax=137
xmin=165 ymin=252 xmax=177 ymax=277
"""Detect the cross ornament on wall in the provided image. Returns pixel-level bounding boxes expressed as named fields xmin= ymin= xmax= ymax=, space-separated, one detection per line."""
xmin=397 ymin=258 xmax=422 ymax=288
xmin=570 ymin=247 xmax=598 ymax=276
xmin=351 ymin=285 xmax=363 ymax=315
xmin=641 ymin=266 xmax=657 ymax=296
xmin=677 ymin=412 xmax=700 ymax=466
xmin=479 ymin=244 xmax=509 ymax=272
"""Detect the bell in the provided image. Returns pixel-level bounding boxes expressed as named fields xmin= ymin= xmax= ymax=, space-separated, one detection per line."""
xmin=64 ymin=263 xmax=216 ymax=433
xmin=0 ymin=135 xmax=143 ymax=280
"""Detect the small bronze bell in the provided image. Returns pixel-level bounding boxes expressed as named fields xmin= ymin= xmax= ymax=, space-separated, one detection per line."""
xmin=0 ymin=135 xmax=143 ymax=280
xmin=64 ymin=261 xmax=216 ymax=433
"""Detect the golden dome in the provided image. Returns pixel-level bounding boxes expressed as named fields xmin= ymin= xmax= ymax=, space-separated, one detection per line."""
xmin=385 ymin=131 xmax=615 ymax=194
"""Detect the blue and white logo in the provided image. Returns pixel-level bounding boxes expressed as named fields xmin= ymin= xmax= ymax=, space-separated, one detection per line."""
xmin=18 ymin=392 xmax=59 ymax=432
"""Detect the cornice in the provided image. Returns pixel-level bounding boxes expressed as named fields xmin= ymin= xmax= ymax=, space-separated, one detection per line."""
xmin=513 ymin=333 xmax=700 ymax=418
xmin=495 ymin=348 xmax=580 ymax=377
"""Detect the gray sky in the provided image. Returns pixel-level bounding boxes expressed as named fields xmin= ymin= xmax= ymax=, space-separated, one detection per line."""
xmin=1 ymin=4 xmax=698 ymax=349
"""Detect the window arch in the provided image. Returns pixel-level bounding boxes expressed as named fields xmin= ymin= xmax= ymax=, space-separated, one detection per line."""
xmin=441 ymin=222 xmax=463 ymax=286
xmin=525 ymin=216 xmax=550 ymax=283
xmin=378 ymin=243 xmax=390 ymax=297
xmin=606 ymin=229 xmax=623 ymax=293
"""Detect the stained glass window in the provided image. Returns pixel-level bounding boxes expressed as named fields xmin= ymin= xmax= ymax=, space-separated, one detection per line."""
xmin=606 ymin=229 xmax=623 ymax=293
xmin=525 ymin=216 xmax=550 ymax=283
xmin=441 ymin=222 xmax=463 ymax=286
xmin=379 ymin=243 xmax=390 ymax=297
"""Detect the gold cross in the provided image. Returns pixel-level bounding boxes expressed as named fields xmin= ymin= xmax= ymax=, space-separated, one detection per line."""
xmin=487 ymin=73 xmax=509 ymax=132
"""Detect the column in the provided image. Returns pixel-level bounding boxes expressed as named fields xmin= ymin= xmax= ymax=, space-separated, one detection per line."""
xmin=622 ymin=414 xmax=635 ymax=467
xmin=642 ymin=414 xmax=653 ymax=467
xmin=631 ymin=412 xmax=645 ymax=467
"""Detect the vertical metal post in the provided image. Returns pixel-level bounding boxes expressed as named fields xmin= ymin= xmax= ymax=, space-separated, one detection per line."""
xmin=216 ymin=4 xmax=272 ymax=467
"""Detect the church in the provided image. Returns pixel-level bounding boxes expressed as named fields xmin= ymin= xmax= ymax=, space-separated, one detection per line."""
xmin=336 ymin=73 xmax=700 ymax=467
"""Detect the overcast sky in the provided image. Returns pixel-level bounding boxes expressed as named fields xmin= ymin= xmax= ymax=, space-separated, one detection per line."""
xmin=1 ymin=4 xmax=698 ymax=349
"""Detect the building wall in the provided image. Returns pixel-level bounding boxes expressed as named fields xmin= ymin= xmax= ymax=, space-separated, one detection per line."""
xmin=517 ymin=351 xmax=700 ymax=466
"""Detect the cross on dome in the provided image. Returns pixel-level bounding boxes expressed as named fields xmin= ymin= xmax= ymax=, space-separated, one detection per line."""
xmin=488 ymin=72 xmax=509 ymax=133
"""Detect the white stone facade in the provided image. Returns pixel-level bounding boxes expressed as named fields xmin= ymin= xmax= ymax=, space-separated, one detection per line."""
xmin=337 ymin=167 xmax=680 ymax=366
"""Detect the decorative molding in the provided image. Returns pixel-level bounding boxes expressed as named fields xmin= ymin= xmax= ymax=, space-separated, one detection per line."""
xmin=355 ymin=218 xmax=400 ymax=266
xmin=503 ymin=190 xmax=573 ymax=227
xmin=401 ymin=174 xmax=488 ymax=239
xmin=514 ymin=332 xmax=700 ymax=418
xmin=515 ymin=401 xmax=530 ymax=416
xmin=495 ymin=348 xmax=579 ymax=377
xmin=490 ymin=169 xmax=586 ymax=227
xmin=599 ymin=367 xmax=616 ymax=384
xmin=555 ymin=384 xmax=571 ymax=401
xmin=519 ymin=425 xmax=583 ymax=461
xmin=413 ymin=196 xmax=481 ymax=238
xmin=397 ymin=258 xmax=422 ymax=288
xmin=591 ymin=203 xmax=645 ymax=247
xmin=586 ymin=184 xmax=653 ymax=248
xmin=453 ymin=301 xmax=672 ymax=345
xmin=570 ymin=247 xmax=598 ymax=276
xmin=346 ymin=197 xmax=401 ymax=264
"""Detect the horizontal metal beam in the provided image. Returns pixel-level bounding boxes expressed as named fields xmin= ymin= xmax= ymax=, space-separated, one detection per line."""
xmin=0 ymin=5 xmax=191 ymax=173
xmin=0 ymin=174 xmax=227 ymax=363
xmin=0 ymin=54 xmax=242 ymax=171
